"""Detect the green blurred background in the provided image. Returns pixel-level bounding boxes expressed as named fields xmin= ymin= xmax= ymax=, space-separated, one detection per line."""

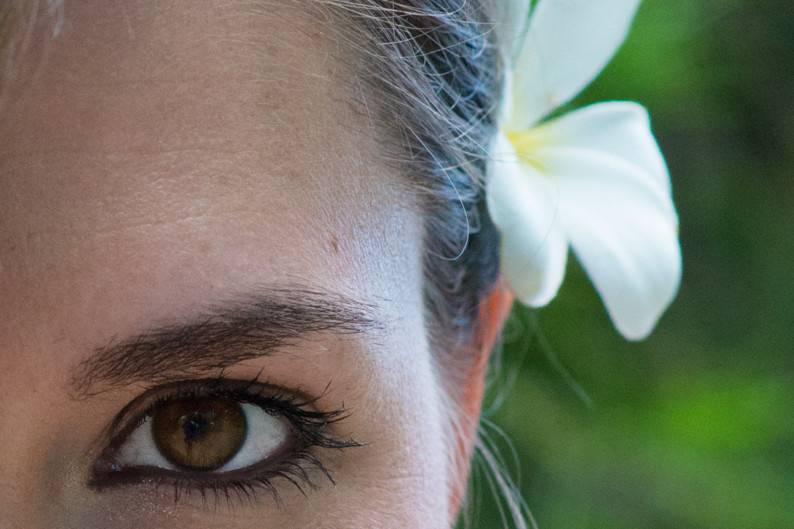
xmin=469 ymin=1 xmax=794 ymax=528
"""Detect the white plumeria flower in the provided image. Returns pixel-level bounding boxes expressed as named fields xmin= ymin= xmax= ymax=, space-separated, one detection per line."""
xmin=487 ymin=0 xmax=682 ymax=340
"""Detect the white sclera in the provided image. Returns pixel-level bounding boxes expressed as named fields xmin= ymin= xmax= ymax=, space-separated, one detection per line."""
xmin=116 ymin=402 xmax=289 ymax=472
xmin=221 ymin=404 xmax=289 ymax=470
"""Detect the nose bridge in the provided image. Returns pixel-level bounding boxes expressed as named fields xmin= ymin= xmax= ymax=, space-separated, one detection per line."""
xmin=0 ymin=363 xmax=59 ymax=529
xmin=0 ymin=296 xmax=97 ymax=527
xmin=0 ymin=393 xmax=38 ymax=528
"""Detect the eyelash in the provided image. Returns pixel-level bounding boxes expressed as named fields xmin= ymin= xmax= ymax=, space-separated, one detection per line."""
xmin=89 ymin=374 xmax=361 ymax=508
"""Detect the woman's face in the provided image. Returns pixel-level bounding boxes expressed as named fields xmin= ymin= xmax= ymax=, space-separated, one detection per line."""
xmin=0 ymin=1 xmax=455 ymax=527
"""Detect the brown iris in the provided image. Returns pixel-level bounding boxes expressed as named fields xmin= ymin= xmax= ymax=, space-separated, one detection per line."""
xmin=151 ymin=397 xmax=247 ymax=471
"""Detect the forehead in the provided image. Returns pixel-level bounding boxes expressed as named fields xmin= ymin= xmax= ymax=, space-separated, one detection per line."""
xmin=0 ymin=0 xmax=422 ymax=357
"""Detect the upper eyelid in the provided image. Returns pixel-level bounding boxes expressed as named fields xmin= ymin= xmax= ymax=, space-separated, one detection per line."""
xmin=97 ymin=377 xmax=315 ymax=452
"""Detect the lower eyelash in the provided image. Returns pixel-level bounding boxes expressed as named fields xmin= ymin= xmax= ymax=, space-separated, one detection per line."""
xmin=165 ymin=449 xmax=341 ymax=510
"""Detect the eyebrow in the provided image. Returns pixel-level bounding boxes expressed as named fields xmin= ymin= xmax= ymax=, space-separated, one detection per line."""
xmin=70 ymin=286 xmax=382 ymax=397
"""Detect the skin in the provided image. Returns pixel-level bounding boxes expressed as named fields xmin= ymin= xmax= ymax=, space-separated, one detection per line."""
xmin=0 ymin=1 xmax=511 ymax=528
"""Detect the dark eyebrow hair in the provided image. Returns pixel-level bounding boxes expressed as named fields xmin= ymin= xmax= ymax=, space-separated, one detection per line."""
xmin=70 ymin=286 xmax=382 ymax=397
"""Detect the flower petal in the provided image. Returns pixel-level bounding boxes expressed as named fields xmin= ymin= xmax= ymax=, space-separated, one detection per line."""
xmin=533 ymin=146 xmax=680 ymax=340
xmin=486 ymin=132 xmax=569 ymax=307
xmin=533 ymin=102 xmax=671 ymax=193
xmin=508 ymin=0 xmax=642 ymax=128
xmin=493 ymin=0 xmax=531 ymax=63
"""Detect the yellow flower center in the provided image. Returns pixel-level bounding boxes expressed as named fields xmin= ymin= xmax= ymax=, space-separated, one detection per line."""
xmin=505 ymin=128 xmax=550 ymax=172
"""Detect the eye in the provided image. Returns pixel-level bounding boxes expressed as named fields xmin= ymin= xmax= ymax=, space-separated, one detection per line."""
xmin=89 ymin=377 xmax=361 ymax=504
xmin=115 ymin=397 xmax=289 ymax=472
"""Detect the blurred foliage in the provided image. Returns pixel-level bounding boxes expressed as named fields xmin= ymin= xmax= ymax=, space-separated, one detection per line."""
xmin=468 ymin=1 xmax=794 ymax=528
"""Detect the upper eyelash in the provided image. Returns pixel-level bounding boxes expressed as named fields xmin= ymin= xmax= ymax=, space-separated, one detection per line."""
xmin=89 ymin=373 xmax=362 ymax=508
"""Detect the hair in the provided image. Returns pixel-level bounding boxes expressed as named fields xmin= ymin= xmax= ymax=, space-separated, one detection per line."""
xmin=0 ymin=1 xmax=526 ymax=526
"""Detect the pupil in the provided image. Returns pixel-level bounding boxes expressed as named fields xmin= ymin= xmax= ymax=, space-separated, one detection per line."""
xmin=181 ymin=411 xmax=214 ymax=443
